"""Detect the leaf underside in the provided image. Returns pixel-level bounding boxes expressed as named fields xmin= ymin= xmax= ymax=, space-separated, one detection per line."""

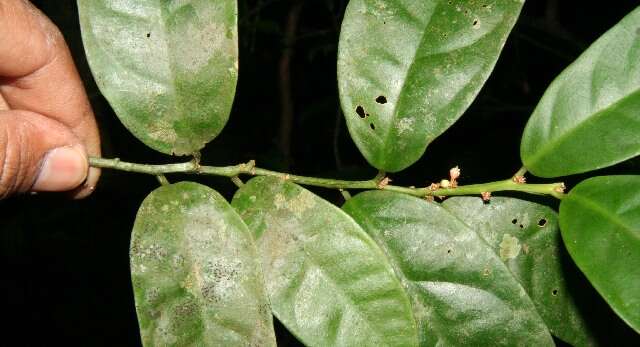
xmin=560 ymin=175 xmax=640 ymax=333
xmin=338 ymin=0 xmax=523 ymax=172
xmin=520 ymin=6 xmax=640 ymax=177
xmin=78 ymin=0 xmax=238 ymax=155
xmin=232 ymin=177 xmax=419 ymax=346
xmin=130 ymin=182 xmax=275 ymax=346
xmin=442 ymin=196 xmax=597 ymax=346
xmin=343 ymin=191 xmax=554 ymax=346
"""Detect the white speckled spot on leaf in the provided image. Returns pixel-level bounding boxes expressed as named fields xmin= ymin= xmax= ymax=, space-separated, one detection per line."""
xmin=499 ymin=234 xmax=521 ymax=260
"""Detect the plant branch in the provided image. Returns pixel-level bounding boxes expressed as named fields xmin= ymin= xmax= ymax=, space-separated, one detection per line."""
xmin=89 ymin=157 xmax=566 ymax=200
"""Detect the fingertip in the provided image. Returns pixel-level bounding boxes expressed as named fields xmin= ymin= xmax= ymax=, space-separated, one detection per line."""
xmin=70 ymin=166 xmax=101 ymax=199
xmin=31 ymin=144 xmax=88 ymax=192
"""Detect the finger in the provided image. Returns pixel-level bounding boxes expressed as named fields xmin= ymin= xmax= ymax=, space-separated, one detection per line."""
xmin=0 ymin=93 xmax=7 ymax=111
xmin=0 ymin=0 xmax=100 ymax=198
xmin=0 ymin=110 xmax=88 ymax=199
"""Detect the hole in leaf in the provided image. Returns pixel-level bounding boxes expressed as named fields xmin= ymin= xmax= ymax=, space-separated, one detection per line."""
xmin=519 ymin=224 xmax=524 ymax=229
xmin=376 ymin=95 xmax=387 ymax=104
xmin=146 ymin=32 xmax=151 ymax=38
xmin=447 ymin=249 xmax=452 ymax=254
xmin=552 ymin=289 xmax=558 ymax=296
xmin=538 ymin=218 xmax=547 ymax=227
xmin=472 ymin=19 xmax=480 ymax=28
xmin=356 ymin=105 xmax=366 ymax=118
xmin=370 ymin=123 xmax=376 ymax=130
xmin=511 ymin=218 xmax=517 ymax=224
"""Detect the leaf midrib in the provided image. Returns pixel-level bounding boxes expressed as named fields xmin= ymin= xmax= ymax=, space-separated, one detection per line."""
xmin=265 ymin=203 xmax=413 ymax=346
xmin=380 ymin=4 xmax=437 ymax=158
xmin=525 ymin=82 xmax=640 ymax=170
xmin=159 ymin=4 xmax=186 ymax=142
xmin=567 ymin=193 xmax=640 ymax=241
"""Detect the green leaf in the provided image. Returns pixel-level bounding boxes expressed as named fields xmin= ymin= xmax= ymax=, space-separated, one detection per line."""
xmin=78 ymin=0 xmax=238 ymax=155
xmin=442 ymin=197 xmax=597 ymax=346
xmin=337 ymin=0 xmax=523 ymax=172
xmin=130 ymin=182 xmax=276 ymax=346
xmin=231 ymin=177 xmax=418 ymax=346
xmin=560 ymin=175 xmax=640 ymax=333
xmin=343 ymin=191 xmax=554 ymax=346
xmin=520 ymin=6 xmax=640 ymax=177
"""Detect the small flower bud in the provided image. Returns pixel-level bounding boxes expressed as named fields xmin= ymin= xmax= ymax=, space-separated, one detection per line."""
xmin=512 ymin=175 xmax=526 ymax=184
xmin=449 ymin=166 xmax=461 ymax=181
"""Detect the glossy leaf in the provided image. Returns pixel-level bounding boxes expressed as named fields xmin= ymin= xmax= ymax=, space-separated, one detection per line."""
xmin=343 ymin=191 xmax=554 ymax=346
xmin=560 ymin=176 xmax=640 ymax=333
xmin=337 ymin=0 xmax=523 ymax=172
xmin=520 ymin=6 xmax=640 ymax=177
xmin=78 ymin=0 xmax=238 ymax=155
xmin=442 ymin=197 xmax=597 ymax=346
xmin=232 ymin=177 xmax=418 ymax=346
xmin=130 ymin=182 xmax=275 ymax=346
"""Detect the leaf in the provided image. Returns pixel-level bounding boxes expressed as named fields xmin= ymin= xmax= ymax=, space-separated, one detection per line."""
xmin=337 ymin=0 xmax=523 ymax=172
xmin=130 ymin=182 xmax=276 ymax=346
xmin=342 ymin=191 xmax=554 ymax=346
xmin=559 ymin=175 xmax=640 ymax=333
xmin=442 ymin=197 xmax=597 ymax=346
xmin=231 ymin=177 xmax=418 ymax=346
xmin=78 ymin=0 xmax=238 ymax=155
xmin=520 ymin=6 xmax=640 ymax=177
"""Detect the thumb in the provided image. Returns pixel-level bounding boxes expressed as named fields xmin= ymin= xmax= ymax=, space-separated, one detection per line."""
xmin=0 ymin=110 xmax=88 ymax=199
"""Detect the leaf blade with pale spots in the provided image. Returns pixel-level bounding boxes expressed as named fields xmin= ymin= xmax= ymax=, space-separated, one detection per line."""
xmin=232 ymin=177 xmax=419 ymax=346
xmin=343 ymin=191 xmax=554 ymax=346
xmin=442 ymin=196 xmax=597 ymax=346
xmin=130 ymin=182 xmax=276 ymax=346
xmin=338 ymin=0 xmax=523 ymax=172
xmin=78 ymin=0 xmax=238 ymax=155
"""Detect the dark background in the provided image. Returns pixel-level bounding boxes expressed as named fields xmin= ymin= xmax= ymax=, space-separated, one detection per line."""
xmin=2 ymin=1 xmax=639 ymax=345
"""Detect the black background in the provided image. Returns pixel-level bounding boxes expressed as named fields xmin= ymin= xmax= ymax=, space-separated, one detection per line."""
xmin=2 ymin=1 xmax=639 ymax=345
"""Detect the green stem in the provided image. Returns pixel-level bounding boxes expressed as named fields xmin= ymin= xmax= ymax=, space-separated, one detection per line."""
xmin=513 ymin=166 xmax=528 ymax=178
xmin=156 ymin=174 xmax=170 ymax=186
xmin=230 ymin=176 xmax=244 ymax=188
xmin=89 ymin=157 xmax=566 ymax=199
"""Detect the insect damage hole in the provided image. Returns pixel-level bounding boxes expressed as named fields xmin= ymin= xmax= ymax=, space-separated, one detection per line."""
xmin=375 ymin=95 xmax=387 ymax=104
xmin=356 ymin=105 xmax=366 ymax=118
xmin=370 ymin=123 xmax=376 ymax=130
xmin=552 ymin=289 xmax=558 ymax=296
xmin=538 ymin=218 xmax=547 ymax=227
xmin=146 ymin=32 xmax=151 ymax=38
xmin=511 ymin=218 xmax=517 ymax=224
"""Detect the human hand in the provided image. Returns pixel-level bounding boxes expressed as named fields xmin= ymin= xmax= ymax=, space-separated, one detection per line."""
xmin=0 ymin=0 xmax=100 ymax=199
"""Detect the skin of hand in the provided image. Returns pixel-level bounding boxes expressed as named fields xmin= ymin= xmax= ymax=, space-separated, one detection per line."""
xmin=0 ymin=0 xmax=100 ymax=199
